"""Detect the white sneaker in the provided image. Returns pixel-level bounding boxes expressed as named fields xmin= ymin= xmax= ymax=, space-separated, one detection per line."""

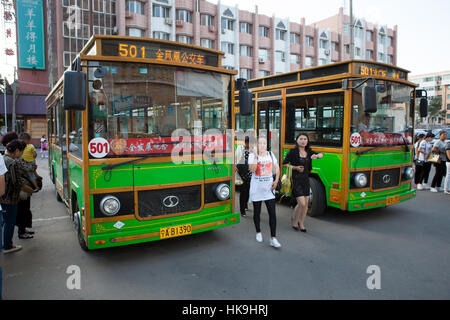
xmin=417 ymin=184 xmax=423 ymax=190
xmin=256 ymin=233 xmax=263 ymax=243
xmin=270 ymin=238 xmax=282 ymax=248
xmin=3 ymin=245 xmax=22 ymax=254
xmin=444 ymin=191 xmax=450 ymax=195
xmin=430 ymin=188 xmax=438 ymax=193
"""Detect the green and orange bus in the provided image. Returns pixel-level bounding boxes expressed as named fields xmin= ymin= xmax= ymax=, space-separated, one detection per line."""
xmin=46 ymin=35 xmax=240 ymax=250
xmin=235 ymin=60 xmax=426 ymax=216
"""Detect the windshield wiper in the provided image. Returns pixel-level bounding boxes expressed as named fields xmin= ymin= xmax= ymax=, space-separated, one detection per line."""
xmin=101 ymin=154 xmax=155 ymax=171
xmin=356 ymin=145 xmax=385 ymax=156
xmin=400 ymin=135 xmax=410 ymax=152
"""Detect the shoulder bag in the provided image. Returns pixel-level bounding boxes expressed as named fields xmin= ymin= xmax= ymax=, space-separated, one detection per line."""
xmin=428 ymin=153 xmax=441 ymax=164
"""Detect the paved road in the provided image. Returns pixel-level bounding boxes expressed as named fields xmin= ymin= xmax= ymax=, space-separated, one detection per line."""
xmin=1 ymin=157 xmax=449 ymax=299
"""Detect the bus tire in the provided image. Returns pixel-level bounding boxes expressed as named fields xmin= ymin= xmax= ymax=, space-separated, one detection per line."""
xmin=55 ymin=185 xmax=63 ymax=202
xmin=73 ymin=202 xmax=88 ymax=251
xmin=307 ymin=177 xmax=326 ymax=217
xmin=51 ymin=166 xmax=55 ymax=184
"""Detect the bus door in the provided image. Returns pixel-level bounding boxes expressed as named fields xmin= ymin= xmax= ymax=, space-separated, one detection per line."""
xmin=58 ymin=100 xmax=69 ymax=203
xmin=257 ymin=98 xmax=281 ymax=161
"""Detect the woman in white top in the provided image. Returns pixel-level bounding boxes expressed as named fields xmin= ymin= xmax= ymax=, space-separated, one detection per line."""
xmin=414 ymin=134 xmax=425 ymax=187
xmin=416 ymin=133 xmax=434 ymax=190
xmin=248 ymin=136 xmax=281 ymax=248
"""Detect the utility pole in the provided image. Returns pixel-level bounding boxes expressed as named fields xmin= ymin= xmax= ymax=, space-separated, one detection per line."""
xmin=3 ymin=76 xmax=6 ymax=131
xmin=349 ymin=0 xmax=354 ymax=59
xmin=11 ymin=66 xmax=17 ymax=132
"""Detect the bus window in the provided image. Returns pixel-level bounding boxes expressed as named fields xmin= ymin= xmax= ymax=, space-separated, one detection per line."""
xmin=285 ymin=93 xmax=344 ymax=146
xmin=68 ymin=110 xmax=83 ymax=158
xmin=351 ymin=81 xmax=413 ymax=146
xmin=87 ymin=62 xmax=231 ymax=157
xmin=55 ymin=99 xmax=64 ymax=146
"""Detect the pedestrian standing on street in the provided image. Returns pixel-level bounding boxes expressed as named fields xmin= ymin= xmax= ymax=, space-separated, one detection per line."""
xmin=1 ymin=134 xmax=36 ymax=254
xmin=40 ymin=135 xmax=48 ymax=159
xmin=248 ymin=136 xmax=281 ymax=248
xmin=444 ymin=141 xmax=450 ymax=195
xmin=282 ymin=134 xmax=323 ymax=232
xmin=418 ymin=133 xmax=435 ymax=190
xmin=414 ymin=133 xmax=425 ymax=185
xmin=0 ymin=152 xmax=8 ymax=299
xmin=19 ymin=133 xmax=42 ymax=191
xmin=430 ymin=130 xmax=448 ymax=192
xmin=416 ymin=133 xmax=433 ymax=190
xmin=237 ymin=136 xmax=252 ymax=217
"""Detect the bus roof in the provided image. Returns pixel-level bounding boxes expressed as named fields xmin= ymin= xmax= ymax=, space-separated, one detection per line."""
xmin=244 ymin=60 xmax=415 ymax=91
xmin=46 ymin=35 xmax=236 ymax=102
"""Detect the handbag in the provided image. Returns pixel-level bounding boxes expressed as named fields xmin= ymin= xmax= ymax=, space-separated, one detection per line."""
xmin=236 ymin=151 xmax=252 ymax=183
xmin=269 ymin=152 xmax=282 ymax=192
xmin=280 ymin=164 xmax=293 ymax=194
xmin=428 ymin=153 xmax=441 ymax=164
xmin=235 ymin=172 xmax=243 ymax=186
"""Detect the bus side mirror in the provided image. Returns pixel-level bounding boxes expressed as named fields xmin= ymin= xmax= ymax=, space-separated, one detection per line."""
xmin=362 ymin=85 xmax=377 ymax=113
xmin=420 ymin=98 xmax=428 ymax=118
xmin=63 ymin=71 xmax=86 ymax=110
xmin=236 ymin=78 xmax=253 ymax=116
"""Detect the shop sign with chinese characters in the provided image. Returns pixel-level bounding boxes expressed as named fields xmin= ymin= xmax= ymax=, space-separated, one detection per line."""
xmin=17 ymin=0 xmax=46 ymax=70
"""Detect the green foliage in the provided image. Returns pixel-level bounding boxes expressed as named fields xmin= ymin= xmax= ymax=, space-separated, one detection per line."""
xmin=428 ymin=97 xmax=443 ymax=116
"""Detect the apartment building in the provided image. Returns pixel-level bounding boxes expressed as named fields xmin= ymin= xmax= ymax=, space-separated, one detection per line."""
xmin=410 ymin=71 xmax=450 ymax=125
xmin=44 ymin=0 xmax=397 ymax=86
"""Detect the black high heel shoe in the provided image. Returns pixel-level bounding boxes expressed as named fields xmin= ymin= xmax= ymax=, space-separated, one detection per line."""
xmin=292 ymin=218 xmax=299 ymax=231
xmin=298 ymin=223 xmax=307 ymax=233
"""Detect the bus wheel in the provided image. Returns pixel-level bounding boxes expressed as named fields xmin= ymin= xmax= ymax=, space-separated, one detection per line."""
xmin=73 ymin=204 xmax=88 ymax=251
xmin=307 ymin=177 xmax=326 ymax=217
xmin=55 ymin=185 xmax=63 ymax=202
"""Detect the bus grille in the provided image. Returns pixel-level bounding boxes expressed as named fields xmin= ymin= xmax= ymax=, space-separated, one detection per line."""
xmin=372 ymin=168 xmax=400 ymax=190
xmin=137 ymin=185 xmax=202 ymax=218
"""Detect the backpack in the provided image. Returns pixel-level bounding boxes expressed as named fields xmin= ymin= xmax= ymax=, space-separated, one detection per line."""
xmin=236 ymin=150 xmax=252 ymax=182
xmin=0 ymin=159 xmax=19 ymax=203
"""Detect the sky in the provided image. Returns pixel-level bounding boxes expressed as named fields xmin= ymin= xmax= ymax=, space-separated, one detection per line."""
xmin=217 ymin=0 xmax=450 ymax=76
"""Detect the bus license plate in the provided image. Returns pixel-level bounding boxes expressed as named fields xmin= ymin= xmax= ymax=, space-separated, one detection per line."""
xmin=160 ymin=224 xmax=192 ymax=239
xmin=386 ymin=195 xmax=400 ymax=206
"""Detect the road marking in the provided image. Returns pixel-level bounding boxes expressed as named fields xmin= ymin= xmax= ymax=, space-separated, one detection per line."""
xmin=32 ymin=216 xmax=69 ymax=222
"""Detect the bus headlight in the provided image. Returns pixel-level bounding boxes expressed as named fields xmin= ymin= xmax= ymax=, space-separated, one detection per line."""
xmin=354 ymin=173 xmax=368 ymax=188
xmin=215 ymin=183 xmax=230 ymax=201
xmin=100 ymin=196 xmax=120 ymax=216
xmin=404 ymin=167 xmax=414 ymax=180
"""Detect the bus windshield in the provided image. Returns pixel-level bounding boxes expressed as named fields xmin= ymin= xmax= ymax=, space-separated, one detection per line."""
xmin=351 ymin=80 xmax=413 ymax=147
xmin=87 ymin=61 xmax=231 ymax=157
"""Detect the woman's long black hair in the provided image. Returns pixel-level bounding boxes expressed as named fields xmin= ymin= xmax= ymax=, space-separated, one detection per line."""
xmin=294 ymin=133 xmax=312 ymax=152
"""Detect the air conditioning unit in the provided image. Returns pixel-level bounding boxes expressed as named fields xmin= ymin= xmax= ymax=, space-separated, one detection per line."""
xmin=208 ymin=25 xmax=216 ymax=33
xmin=175 ymin=20 xmax=183 ymax=27
xmin=258 ymin=58 xmax=265 ymax=64
xmin=165 ymin=18 xmax=173 ymax=25
xmin=324 ymin=49 xmax=330 ymax=55
xmin=112 ymin=26 xmax=118 ymax=35
xmin=221 ymin=28 xmax=226 ymax=34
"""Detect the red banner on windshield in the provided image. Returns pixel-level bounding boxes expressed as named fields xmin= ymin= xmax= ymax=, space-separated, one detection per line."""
xmin=107 ymin=135 xmax=228 ymax=156
xmin=359 ymin=131 xmax=412 ymax=146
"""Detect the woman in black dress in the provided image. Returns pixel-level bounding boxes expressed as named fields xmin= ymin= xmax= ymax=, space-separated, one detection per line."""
xmin=283 ymin=134 xmax=323 ymax=232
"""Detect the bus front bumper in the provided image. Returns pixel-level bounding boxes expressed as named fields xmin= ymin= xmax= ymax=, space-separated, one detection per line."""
xmin=347 ymin=188 xmax=416 ymax=212
xmin=87 ymin=211 xmax=240 ymax=250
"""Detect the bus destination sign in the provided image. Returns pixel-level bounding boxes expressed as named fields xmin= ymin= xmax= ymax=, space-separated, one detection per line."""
xmin=101 ymin=39 xmax=220 ymax=68
xmin=355 ymin=62 xmax=407 ymax=80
